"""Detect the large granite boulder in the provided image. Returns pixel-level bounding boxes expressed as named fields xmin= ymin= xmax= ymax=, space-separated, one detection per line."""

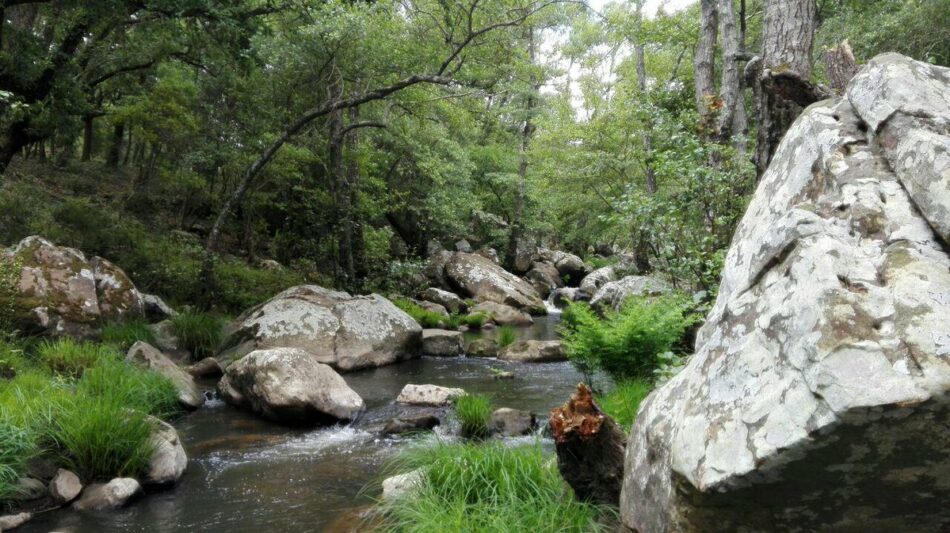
xmin=471 ymin=301 xmax=533 ymax=327
xmin=589 ymin=275 xmax=671 ymax=312
xmin=621 ymin=54 xmax=950 ymax=533
xmin=126 ymin=342 xmax=203 ymax=409
xmin=444 ymin=253 xmax=545 ymax=313
xmin=216 ymin=285 xmax=422 ymax=372
xmin=396 ymin=384 xmax=465 ymax=406
xmin=579 ymin=266 xmax=616 ymax=294
xmin=419 ymin=287 xmax=468 ymax=314
xmin=421 ymin=329 xmax=463 ymax=357
xmin=218 ymin=347 xmax=365 ymax=425
xmin=3 ymin=236 xmax=145 ymax=337
xmin=144 ymin=416 xmax=188 ymax=485
xmin=539 ymin=249 xmax=588 ymax=285
xmin=498 ymin=340 xmax=566 ymax=362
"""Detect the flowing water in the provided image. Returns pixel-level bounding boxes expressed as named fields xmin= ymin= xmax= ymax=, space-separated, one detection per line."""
xmin=24 ymin=313 xmax=595 ymax=533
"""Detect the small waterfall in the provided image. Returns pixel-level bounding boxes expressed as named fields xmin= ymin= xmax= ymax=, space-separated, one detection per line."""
xmin=545 ymin=290 xmax=562 ymax=315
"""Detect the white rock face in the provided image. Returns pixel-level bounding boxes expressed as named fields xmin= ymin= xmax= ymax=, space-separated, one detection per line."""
xmin=217 ymin=285 xmax=422 ymax=372
xmin=127 ymin=342 xmax=203 ymax=409
xmin=421 ymin=329 xmax=463 ymax=357
xmin=498 ymin=340 xmax=566 ymax=362
xmin=396 ymin=384 xmax=465 ymax=406
xmin=219 ymin=347 xmax=365 ymax=425
xmin=444 ymin=253 xmax=545 ymax=313
xmin=145 ymin=416 xmax=188 ymax=485
xmin=73 ymin=478 xmax=141 ymax=511
xmin=589 ymin=275 xmax=671 ymax=311
xmin=49 ymin=469 xmax=82 ymax=503
xmin=621 ymin=54 xmax=950 ymax=533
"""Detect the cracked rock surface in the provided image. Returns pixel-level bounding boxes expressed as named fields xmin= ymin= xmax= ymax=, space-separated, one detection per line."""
xmin=620 ymin=53 xmax=950 ymax=533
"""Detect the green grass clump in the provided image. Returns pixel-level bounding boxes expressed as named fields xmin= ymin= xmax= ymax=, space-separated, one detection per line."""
xmin=377 ymin=440 xmax=609 ymax=532
xmin=596 ymin=380 xmax=653 ymax=431
xmin=560 ymin=296 xmax=695 ymax=383
xmin=78 ymin=358 xmax=181 ymax=419
xmin=100 ymin=320 xmax=156 ymax=350
xmin=171 ymin=311 xmax=224 ymax=360
xmin=0 ymin=419 xmax=36 ymax=503
xmin=461 ymin=312 xmax=487 ymax=329
xmin=454 ymin=394 xmax=492 ymax=439
xmin=392 ymin=298 xmax=447 ymax=329
xmin=36 ymin=338 xmax=118 ymax=379
xmin=497 ymin=325 xmax=517 ymax=348
xmin=49 ymin=394 xmax=155 ymax=481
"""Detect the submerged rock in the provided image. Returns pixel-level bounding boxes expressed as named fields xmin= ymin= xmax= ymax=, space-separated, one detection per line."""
xmin=498 ymin=340 xmax=565 ymax=362
xmin=621 ymin=54 xmax=950 ymax=533
xmin=127 ymin=342 xmax=203 ymax=409
xmin=443 ymin=252 xmax=544 ymax=313
xmin=589 ymin=275 xmax=671 ymax=311
xmin=217 ymin=285 xmax=422 ymax=372
xmin=471 ymin=301 xmax=533 ymax=327
xmin=73 ymin=478 xmax=141 ymax=511
xmin=396 ymin=384 xmax=464 ymax=406
xmin=421 ymin=329 xmax=463 ymax=357
xmin=49 ymin=469 xmax=82 ymax=503
xmin=219 ymin=347 xmax=365 ymax=425
xmin=383 ymin=414 xmax=441 ymax=435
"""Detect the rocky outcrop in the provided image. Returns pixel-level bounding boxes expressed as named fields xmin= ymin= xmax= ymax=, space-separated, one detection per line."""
xmin=219 ymin=347 xmax=365 ymax=425
xmin=589 ymin=275 xmax=671 ymax=311
xmin=73 ymin=478 xmax=141 ymax=511
xmin=579 ymin=266 xmax=616 ymax=294
xmin=621 ymin=54 xmax=950 ymax=533
xmin=498 ymin=340 xmax=565 ymax=362
xmin=3 ymin=236 xmax=145 ymax=337
xmin=490 ymin=408 xmax=536 ymax=436
xmin=421 ymin=329 xmax=463 ymax=357
xmin=419 ymin=287 xmax=468 ymax=314
xmin=217 ymin=285 xmax=422 ymax=372
xmin=539 ymin=249 xmax=588 ymax=285
xmin=127 ymin=342 xmax=203 ymax=409
xmin=471 ymin=301 xmax=533 ymax=327
xmin=444 ymin=253 xmax=545 ymax=313
xmin=145 ymin=416 xmax=188 ymax=485
xmin=525 ymin=261 xmax=562 ymax=298
xmin=396 ymin=384 xmax=465 ymax=406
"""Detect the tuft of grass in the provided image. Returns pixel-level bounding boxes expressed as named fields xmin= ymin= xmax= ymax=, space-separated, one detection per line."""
xmin=100 ymin=319 xmax=156 ymax=350
xmin=497 ymin=325 xmax=517 ymax=348
xmin=596 ymin=380 xmax=653 ymax=432
xmin=376 ymin=440 xmax=610 ymax=532
xmin=78 ymin=358 xmax=181 ymax=419
xmin=0 ymin=418 xmax=36 ymax=503
xmin=461 ymin=312 xmax=487 ymax=329
xmin=171 ymin=311 xmax=224 ymax=360
xmin=36 ymin=338 xmax=118 ymax=379
xmin=49 ymin=394 xmax=155 ymax=481
xmin=454 ymin=394 xmax=492 ymax=439
xmin=392 ymin=298 xmax=447 ymax=329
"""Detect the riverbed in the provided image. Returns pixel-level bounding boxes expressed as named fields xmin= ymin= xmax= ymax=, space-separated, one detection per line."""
xmin=24 ymin=313 xmax=597 ymax=532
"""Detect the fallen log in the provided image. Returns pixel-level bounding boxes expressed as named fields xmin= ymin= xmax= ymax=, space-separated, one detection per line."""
xmin=548 ymin=383 xmax=627 ymax=506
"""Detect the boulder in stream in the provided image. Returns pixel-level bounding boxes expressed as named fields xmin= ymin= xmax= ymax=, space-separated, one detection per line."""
xmin=396 ymin=384 xmax=465 ymax=406
xmin=73 ymin=478 xmax=141 ymax=511
xmin=421 ymin=329 xmax=463 ymax=357
xmin=579 ymin=266 xmax=616 ymax=294
xmin=621 ymin=54 xmax=950 ymax=533
xmin=49 ymin=469 xmax=82 ymax=503
xmin=0 ymin=512 xmax=32 ymax=530
xmin=444 ymin=253 xmax=545 ymax=313
xmin=490 ymin=408 xmax=536 ymax=436
xmin=217 ymin=285 xmax=422 ymax=372
xmin=466 ymin=338 xmax=499 ymax=358
xmin=589 ymin=275 xmax=671 ymax=311
xmin=419 ymin=287 xmax=468 ymax=314
xmin=145 ymin=416 xmax=188 ymax=485
xmin=498 ymin=340 xmax=566 ymax=362
xmin=127 ymin=341 xmax=203 ymax=409
xmin=383 ymin=414 xmax=441 ymax=435
xmin=471 ymin=301 xmax=533 ymax=327
xmin=219 ymin=347 xmax=365 ymax=425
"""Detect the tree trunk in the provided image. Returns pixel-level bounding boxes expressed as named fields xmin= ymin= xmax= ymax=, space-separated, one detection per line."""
xmin=549 ymin=383 xmax=627 ymax=506
xmin=107 ymin=121 xmax=124 ymax=167
xmin=823 ymin=39 xmax=859 ymax=95
xmin=80 ymin=115 xmax=94 ymax=161
xmin=753 ymin=0 xmax=817 ymax=177
xmin=716 ymin=0 xmax=747 ymax=144
xmin=345 ymin=107 xmax=367 ymax=288
xmin=635 ymin=42 xmax=656 ymax=195
xmin=693 ymin=0 xmax=719 ymax=135
xmin=504 ymin=26 xmax=536 ymax=272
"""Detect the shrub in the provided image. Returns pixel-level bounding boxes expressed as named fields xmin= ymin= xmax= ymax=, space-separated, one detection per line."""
xmin=171 ymin=311 xmax=224 ymax=360
xmin=36 ymin=339 xmax=118 ymax=379
xmin=0 ymin=418 xmax=36 ymax=504
xmin=454 ymin=394 xmax=492 ymax=439
xmin=78 ymin=358 xmax=181 ymax=419
xmin=49 ymin=394 xmax=155 ymax=481
xmin=461 ymin=312 xmax=487 ymax=329
xmin=0 ymin=253 xmax=22 ymax=333
xmin=560 ymin=296 xmax=695 ymax=383
xmin=497 ymin=325 xmax=517 ymax=348
xmin=392 ymin=298 xmax=446 ymax=329
xmin=376 ymin=440 xmax=609 ymax=532
xmin=215 ymin=259 xmax=304 ymax=314
xmin=100 ymin=320 xmax=155 ymax=350
xmin=596 ymin=380 xmax=653 ymax=432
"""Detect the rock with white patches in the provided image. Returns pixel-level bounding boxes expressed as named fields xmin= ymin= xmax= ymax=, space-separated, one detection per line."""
xmin=620 ymin=54 xmax=950 ymax=533
xmin=444 ymin=252 xmax=545 ymax=313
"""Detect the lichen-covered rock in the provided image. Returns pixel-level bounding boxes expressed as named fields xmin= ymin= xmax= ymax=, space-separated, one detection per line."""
xmin=4 ymin=236 xmax=144 ymax=337
xmin=498 ymin=340 xmax=565 ymax=362
xmin=621 ymin=54 xmax=950 ymax=533
xmin=419 ymin=287 xmax=468 ymax=314
xmin=216 ymin=285 xmax=422 ymax=372
xmin=127 ymin=342 xmax=203 ymax=409
xmin=144 ymin=416 xmax=187 ymax=485
xmin=579 ymin=266 xmax=616 ymax=295
xmin=471 ymin=301 xmax=533 ymax=327
xmin=589 ymin=275 xmax=671 ymax=311
xmin=421 ymin=329 xmax=463 ymax=357
xmin=219 ymin=347 xmax=365 ymax=425
xmin=396 ymin=384 xmax=465 ymax=406
xmin=445 ymin=253 xmax=544 ymax=313
xmin=73 ymin=478 xmax=141 ymax=511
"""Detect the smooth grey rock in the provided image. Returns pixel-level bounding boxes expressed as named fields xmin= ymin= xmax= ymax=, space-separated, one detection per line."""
xmin=454 ymin=239 xmax=473 ymax=253
xmin=421 ymin=329 xmax=463 ymax=357
xmin=49 ymin=469 xmax=82 ymax=503
xmin=146 ymin=319 xmax=182 ymax=354
xmin=145 ymin=416 xmax=187 ymax=485
xmin=621 ymin=54 xmax=950 ymax=533
xmin=525 ymin=261 xmax=562 ymax=298
xmin=590 ymin=275 xmax=671 ymax=311
xmin=471 ymin=301 xmax=533 ymax=327
xmin=73 ymin=478 xmax=141 ymax=511
xmin=419 ymin=287 xmax=468 ymax=314
xmin=396 ymin=384 xmax=465 ymax=406
xmin=498 ymin=340 xmax=565 ymax=363
xmin=382 ymin=469 xmax=424 ymax=500
xmin=539 ymin=249 xmax=588 ymax=285
xmin=444 ymin=253 xmax=544 ymax=313
xmin=217 ymin=285 xmax=422 ymax=372
xmin=579 ymin=266 xmax=617 ymax=294
xmin=127 ymin=342 xmax=202 ymax=409
xmin=0 ymin=512 xmax=31 ymax=530
xmin=219 ymin=347 xmax=365 ymax=425
xmin=186 ymin=356 xmax=223 ymax=378
xmin=490 ymin=408 xmax=536 ymax=436
xmin=383 ymin=414 xmax=441 ymax=435
xmin=466 ymin=338 xmax=500 ymax=358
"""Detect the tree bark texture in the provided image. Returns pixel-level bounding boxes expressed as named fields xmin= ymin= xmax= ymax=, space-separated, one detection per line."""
xmin=823 ymin=39 xmax=859 ymax=95
xmin=693 ymin=0 xmax=719 ymax=134
xmin=715 ymin=0 xmax=747 ymax=144
xmin=505 ymin=26 xmax=536 ymax=273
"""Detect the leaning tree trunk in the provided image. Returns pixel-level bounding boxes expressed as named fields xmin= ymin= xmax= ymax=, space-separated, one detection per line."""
xmin=549 ymin=383 xmax=627 ymax=506
xmin=693 ymin=0 xmax=719 ymax=135
xmin=753 ymin=0 xmax=817 ymax=178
